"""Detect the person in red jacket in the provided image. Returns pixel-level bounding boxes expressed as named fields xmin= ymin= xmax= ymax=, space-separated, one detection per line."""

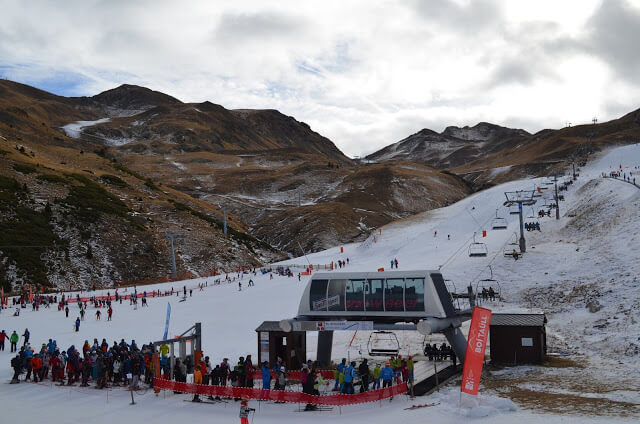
xmin=30 ymin=354 xmax=43 ymax=382
xmin=50 ymin=354 xmax=61 ymax=382
xmin=0 ymin=330 xmax=7 ymax=351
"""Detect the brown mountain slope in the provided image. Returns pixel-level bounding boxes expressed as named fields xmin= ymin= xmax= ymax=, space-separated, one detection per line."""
xmin=0 ymin=90 xmax=283 ymax=292
xmin=451 ymin=110 xmax=640 ymax=185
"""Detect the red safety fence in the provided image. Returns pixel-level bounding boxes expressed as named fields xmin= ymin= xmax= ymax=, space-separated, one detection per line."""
xmin=154 ymin=378 xmax=407 ymax=406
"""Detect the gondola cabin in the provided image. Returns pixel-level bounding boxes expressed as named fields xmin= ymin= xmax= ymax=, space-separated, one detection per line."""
xmin=296 ymin=270 xmax=456 ymax=324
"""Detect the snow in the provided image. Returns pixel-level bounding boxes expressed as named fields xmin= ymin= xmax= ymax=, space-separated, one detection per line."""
xmin=62 ymin=118 xmax=111 ymax=138
xmin=2 ymin=143 xmax=640 ymax=422
xmin=170 ymin=161 xmax=187 ymax=171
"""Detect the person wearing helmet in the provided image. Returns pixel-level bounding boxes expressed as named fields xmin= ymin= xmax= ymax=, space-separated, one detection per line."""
xmin=239 ymin=398 xmax=255 ymax=424
xmin=380 ymin=362 xmax=394 ymax=388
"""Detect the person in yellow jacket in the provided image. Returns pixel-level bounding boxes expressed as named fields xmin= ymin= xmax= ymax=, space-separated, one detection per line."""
xmin=389 ymin=356 xmax=397 ymax=370
xmin=192 ymin=365 xmax=203 ymax=402
xmin=372 ymin=364 xmax=381 ymax=390
xmin=159 ymin=344 xmax=170 ymax=357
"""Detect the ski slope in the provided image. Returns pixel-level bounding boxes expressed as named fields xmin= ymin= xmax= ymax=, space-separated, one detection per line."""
xmin=1 ymin=144 xmax=640 ymax=423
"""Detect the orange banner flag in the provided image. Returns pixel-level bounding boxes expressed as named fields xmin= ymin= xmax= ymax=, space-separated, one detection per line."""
xmin=460 ymin=306 xmax=492 ymax=396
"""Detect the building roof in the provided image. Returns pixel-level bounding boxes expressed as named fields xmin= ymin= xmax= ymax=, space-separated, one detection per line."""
xmin=256 ymin=321 xmax=285 ymax=332
xmin=490 ymin=313 xmax=546 ymax=327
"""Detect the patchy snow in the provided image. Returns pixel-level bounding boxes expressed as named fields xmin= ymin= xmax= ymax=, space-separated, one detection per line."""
xmin=488 ymin=165 xmax=512 ymax=177
xmin=62 ymin=118 xmax=111 ymax=138
xmin=170 ymin=161 xmax=187 ymax=171
xmin=2 ymin=144 xmax=640 ymax=423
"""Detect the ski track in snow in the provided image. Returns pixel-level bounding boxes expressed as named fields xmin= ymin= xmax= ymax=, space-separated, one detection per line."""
xmin=2 ymin=144 xmax=640 ymax=423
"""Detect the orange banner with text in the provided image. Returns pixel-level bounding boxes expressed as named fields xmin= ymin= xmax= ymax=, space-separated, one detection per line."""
xmin=460 ymin=306 xmax=492 ymax=396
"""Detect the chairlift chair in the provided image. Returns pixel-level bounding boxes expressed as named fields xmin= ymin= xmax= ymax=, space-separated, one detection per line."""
xmin=468 ymin=233 xmax=488 ymax=257
xmin=491 ymin=208 xmax=508 ymax=230
xmin=367 ymin=331 xmax=400 ymax=357
xmin=503 ymin=232 xmax=521 ymax=257
xmin=444 ymin=279 xmax=463 ymax=310
xmin=509 ymin=205 xmax=520 ymax=215
xmin=475 ymin=266 xmax=502 ymax=301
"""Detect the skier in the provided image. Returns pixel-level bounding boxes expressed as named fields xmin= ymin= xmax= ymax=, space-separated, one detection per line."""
xmin=0 ymin=330 xmax=7 ymax=351
xmin=260 ymin=361 xmax=271 ymax=389
xmin=75 ymin=317 xmax=80 ymax=332
xmin=394 ymin=258 xmax=398 ymax=268
xmin=10 ymin=354 xmax=21 ymax=383
xmin=380 ymin=362 xmax=394 ymax=388
xmin=80 ymin=308 xmax=85 ymax=320
xmin=107 ymin=306 xmax=113 ymax=321
xmin=65 ymin=306 xmax=69 ymax=318
xmin=192 ymin=365 xmax=203 ymax=402
xmin=95 ymin=310 xmax=101 ymax=320
xmin=22 ymin=328 xmax=30 ymax=346
xmin=358 ymin=359 xmax=370 ymax=392
xmin=342 ymin=361 xmax=357 ymax=394
xmin=239 ymin=398 xmax=255 ymax=424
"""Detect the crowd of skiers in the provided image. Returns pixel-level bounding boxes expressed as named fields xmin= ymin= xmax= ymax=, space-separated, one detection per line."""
xmin=424 ymin=343 xmax=457 ymax=366
xmin=8 ymin=336 xmax=160 ymax=389
xmin=525 ymin=222 xmax=541 ymax=231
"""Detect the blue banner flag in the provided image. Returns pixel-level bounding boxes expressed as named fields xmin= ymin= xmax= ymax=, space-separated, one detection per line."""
xmin=163 ymin=303 xmax=171 ymax=340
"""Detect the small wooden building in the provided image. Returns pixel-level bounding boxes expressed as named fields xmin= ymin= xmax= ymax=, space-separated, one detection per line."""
xmin=490 ymin=313 xmax=546 ymax=364
xmin=255 ymin=321 xmax=306 ymax=370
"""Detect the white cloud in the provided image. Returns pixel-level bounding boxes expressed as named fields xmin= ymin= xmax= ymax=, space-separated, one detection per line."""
xmin=1 ymin=0 xmax=640 ymax=157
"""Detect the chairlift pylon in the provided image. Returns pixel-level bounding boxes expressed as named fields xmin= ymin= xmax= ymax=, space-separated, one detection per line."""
xmin=468 ymin=232 xmax=488 ymax=257
xmin=367 ymin=331 xmax=400 ymax=357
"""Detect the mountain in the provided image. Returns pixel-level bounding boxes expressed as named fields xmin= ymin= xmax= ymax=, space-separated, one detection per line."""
xmin=451 ymin=108 xmax=640 ymax=186
xmin=79 ymin=84 xmax=182 ymax=115
xmin=0 ymin=79 xmax=473 ymax=289
xmin=367 ymin=122 xmax=530 ymax=168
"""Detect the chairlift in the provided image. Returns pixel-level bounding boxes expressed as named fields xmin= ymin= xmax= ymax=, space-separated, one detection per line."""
xmin=367 ymin=331 xmax=400 ymax=357
xmin=509 ymin=205 xmax=520 ymax=215
xmin=475 ymin=266 xmax=502 ymax=303
xmin=491 ymin=208 xmax=508 ymax=230
xmin=468 ymin=232 xmax=488 ymax=257
xmin=444 ymin=279 xmax=462 ymax=310
xmin=527 ymin=207 xmax=535 ymax=219
xmin=503 ymin=232 xmax=521 ymax=257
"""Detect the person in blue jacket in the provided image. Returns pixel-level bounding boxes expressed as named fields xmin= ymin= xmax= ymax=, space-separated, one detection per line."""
xmin=342 ymin=361 xmax=357 ymax=394
xmin=380 ymin=362 xmax=394 ymax=388
xmin=260 ymin=361 xmax=271 ymax=389
xmin=47 ymin=339 xmax=57 ymax=355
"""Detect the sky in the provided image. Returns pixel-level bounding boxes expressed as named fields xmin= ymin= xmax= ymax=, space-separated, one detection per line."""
xmin=1 ymin=0 xmax=640 ymax=157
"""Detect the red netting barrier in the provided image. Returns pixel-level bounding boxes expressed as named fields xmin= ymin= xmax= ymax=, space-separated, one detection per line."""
xmin=153 ymin=378 xmax=407 ymax=406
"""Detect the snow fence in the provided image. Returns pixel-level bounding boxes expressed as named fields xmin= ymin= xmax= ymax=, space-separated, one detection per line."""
xmin=154 ymin=378 xmax=408 ymax=406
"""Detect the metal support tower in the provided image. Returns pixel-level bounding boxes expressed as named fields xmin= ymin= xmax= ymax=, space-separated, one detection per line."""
xmin=164 ymin=232 xmax=182 ymax=277
xmin=504 ymin=190 xmax=536 ymax=253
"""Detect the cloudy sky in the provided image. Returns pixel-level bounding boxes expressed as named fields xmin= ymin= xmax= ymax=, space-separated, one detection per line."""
xmin=1 ymin=0 xmax=640 ymax=156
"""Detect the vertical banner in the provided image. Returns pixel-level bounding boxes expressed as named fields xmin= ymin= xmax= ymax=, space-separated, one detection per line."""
xmin=29 ymin=284 xmax=33 ymax=302
xmin=163 ymin=303 xmax=171 ymax=340
xmin=460 ymin=306 xmax=492 ymax=396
